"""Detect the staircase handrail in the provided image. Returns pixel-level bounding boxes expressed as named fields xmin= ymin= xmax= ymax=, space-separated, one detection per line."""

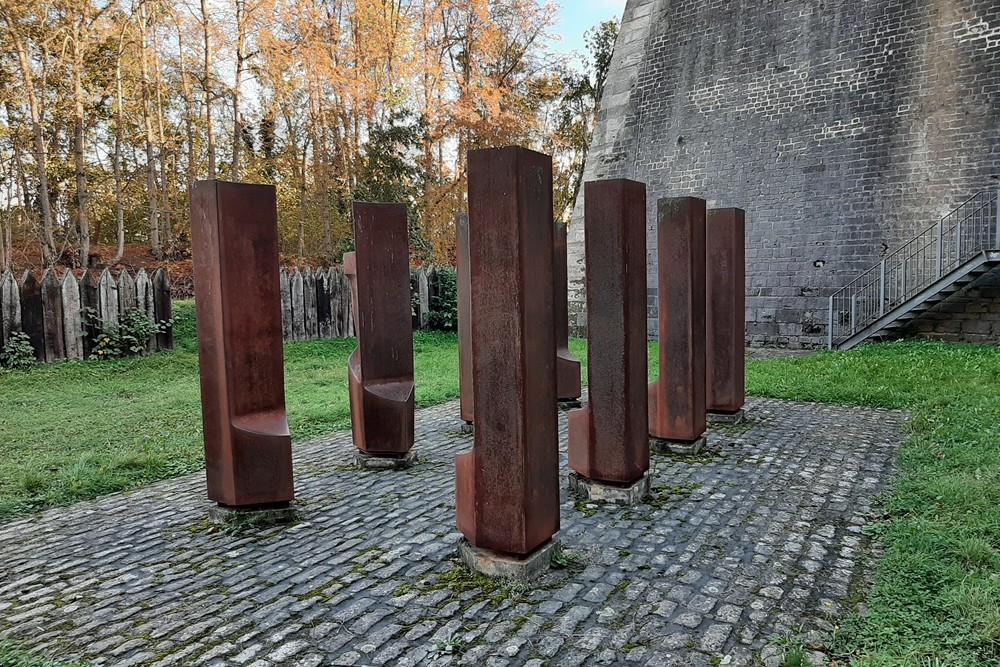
xmin=827 ymin=189 xmax=1000 ymax=348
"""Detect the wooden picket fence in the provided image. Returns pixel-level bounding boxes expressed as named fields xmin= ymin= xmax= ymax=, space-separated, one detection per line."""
xmin=0 ymin=267 xmax=173 ymax=362
xmin=278 ymin=265 xmax=450 ymax=341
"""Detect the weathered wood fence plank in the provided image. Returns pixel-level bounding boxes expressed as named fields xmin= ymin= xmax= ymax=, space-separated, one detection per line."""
xmin=41 ymin=270 xmax=65 ymax=361
xmin=20 ymin=272 xmax=45 ymax=360
xmin=0 ymin=270 xmax=20 ymax=347
xmin=61 ymin=271 xmax=84 ymax=360
xmin=152 ymin=268 xmax=173 ymax=349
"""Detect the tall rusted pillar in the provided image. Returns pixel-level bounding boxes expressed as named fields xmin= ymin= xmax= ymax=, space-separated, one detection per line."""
xmin=568 ymin=180 xmax=650 ymax=504
xmin=456 ymin=147 xmax=560 ymax=579
xmin=190 ymin=180 xmax=295 ymax=524
xmin=457 ymin=213 xmax=474 ymax=430
xmin=554 ymin=220 xmax=582 ymax=407
xmin=649 ymin=197 xmax=708 ymax=454
xmin=706 ymin=208 xmax=747 ymax=423
xmin=345 ymin=202 xmax=416 ymax=470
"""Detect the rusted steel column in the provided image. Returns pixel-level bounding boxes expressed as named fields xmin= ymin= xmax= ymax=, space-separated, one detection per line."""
xmin=190 ymin=180 xmax=295 ymax=517
xmin=649 ymin=197 xmax=708 ymax=454
xmin=345 ymin=202 xmax=416 ymax=467
xmin=457 ymin=213 xmax=474 ymax=427
xmin=706 ymin=208 xmax=747 ymax=423
xmin=554 ymin=220 xmax=582 ymax=405
xmin=456 ymin=146 xmax=560 ymax=571
xmin=568 ymin=180 xmax=649 ymax=501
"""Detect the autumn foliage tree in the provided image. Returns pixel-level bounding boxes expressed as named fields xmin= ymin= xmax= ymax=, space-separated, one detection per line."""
xmin=0 ymin=0 xmax=618 ymax=269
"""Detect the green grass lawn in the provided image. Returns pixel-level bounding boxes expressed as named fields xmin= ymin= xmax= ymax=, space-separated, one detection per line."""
xmin=1 ymin=312 xmax=998 ymax=664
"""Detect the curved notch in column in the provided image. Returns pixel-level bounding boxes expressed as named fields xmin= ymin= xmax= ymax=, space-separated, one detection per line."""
xmin=456 ymin=147 xmax=560 ymax=580
xmin=568 ymin=180 xmax=650 ymax=505
xmin=345 ymin=202 xmax=416 ymax=470
xmin=649 ymin=197 xmax=708 ymax=455
xmin=190 ymin=180 xmax=295 ymax=524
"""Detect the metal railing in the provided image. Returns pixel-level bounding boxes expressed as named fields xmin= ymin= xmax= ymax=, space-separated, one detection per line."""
xmin=828 ymin=190 xmax=1000 ymax=348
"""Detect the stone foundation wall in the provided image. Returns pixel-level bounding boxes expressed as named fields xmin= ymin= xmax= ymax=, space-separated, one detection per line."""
xmin=895 ymin=266 xmax=1000 ymax=344
xmin=569 ymin=0 xmax=1000 ymax=347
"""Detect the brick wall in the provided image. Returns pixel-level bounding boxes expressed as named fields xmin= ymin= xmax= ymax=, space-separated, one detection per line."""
xmin=568 ymin=0 xmax=1000 ymax=347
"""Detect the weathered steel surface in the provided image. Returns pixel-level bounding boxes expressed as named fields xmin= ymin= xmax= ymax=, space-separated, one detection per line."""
xmin=190 ymin=180 xmax=294 ymax=508
xmin=20 ymin=271 xmax=44 ymax=361
xmin=456 ymin=146 xmax=560 ymax=556
xmin=554 ymin=220 xmax=582 ymax=402
xmin=456 ymin=213 xmax=474 ymax=424
xmin=568 ymin=180 xmax=649 ymax=484
xmin=649 ymin=197 xmax=707 ymax=443
xmin=706 ymin=208 xmax=747 ymax=415
xmin=345 ymin=202 xmax=415 ymax=457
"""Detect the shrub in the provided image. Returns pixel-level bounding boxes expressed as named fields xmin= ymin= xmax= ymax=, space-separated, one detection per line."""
xmin=84 ymin=308 xmax=171 ymax=360
xmin=427 ymin=267 xmax=458 ymax=331
xmin=0 ymin=332 xmax=36 ymax=370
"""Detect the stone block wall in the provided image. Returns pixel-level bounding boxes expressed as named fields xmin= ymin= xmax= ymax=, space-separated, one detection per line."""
xmin=568 ymin=0 xmax=1000 ymax=347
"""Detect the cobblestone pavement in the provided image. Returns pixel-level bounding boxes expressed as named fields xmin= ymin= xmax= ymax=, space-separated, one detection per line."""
xmin=0 ymin=397 xmax=904 ymax=667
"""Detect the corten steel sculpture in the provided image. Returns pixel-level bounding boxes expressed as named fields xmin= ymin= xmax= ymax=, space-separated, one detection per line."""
xmin=345 ymin=202 xmax=416 ymax=469
xmin=190 ymin=180 xmax=295 ymax=523
xmin=554 ymin=220 xmax=582 ymax=407
xmin=457 ymin=213 xmax=474 ymax=430
xmin=456 ymin=147 xmax=560 ymax=580
xmin=706 ymin=208 xmax=747 ymax=424
xmin=568 ymin=180 xmax=650 ymax=504
xmin=649 ymin=197 xmax=708 ymax=455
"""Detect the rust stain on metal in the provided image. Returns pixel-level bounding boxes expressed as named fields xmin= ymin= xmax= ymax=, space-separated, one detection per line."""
xmin=554 ymin=220 xmax=582 ymax=401
xmin=648 ymin=197 xmax=707 ymax=443
xmin=190 ymin=180 xmax=294 ymax=507
xmin=456 ymin=146 xmax=560 ymax=556
xmin=568 ymin=180 xmax=649 ymax=484
xmin=706 ymin=208 xmax=747 ymax=415
xmin=345 ymin=202 xmax=415 ymax=457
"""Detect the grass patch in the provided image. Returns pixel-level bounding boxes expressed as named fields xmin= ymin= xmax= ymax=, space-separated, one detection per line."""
xmin=0 ymin=644 xmax=88 ymax=667
xmin=748 ymin=340 xmax=1000 ymax=666
xmin=0 ymin=301 xmax=463 ymax=522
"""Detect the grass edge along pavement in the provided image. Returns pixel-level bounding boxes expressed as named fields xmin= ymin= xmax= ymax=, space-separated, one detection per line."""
xmin=2 ymin=306 xmax=999 ymax=665
xmin=747 ymin=341 xmax=1000 ymax=667
xmin=0 ymin=643 xmax=89 ymax=667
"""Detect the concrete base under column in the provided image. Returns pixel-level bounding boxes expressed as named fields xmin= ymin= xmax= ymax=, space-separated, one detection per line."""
xmin=651 ymin=435 xmax=708 ymax=456
xmin=567 ymin=470 xmax=651 ymax=505
xmin=559 ymin=400 xmax=583 ymax=411
xmin=354 ymin=450 xmax=418 ymax=471
xmin=208 ymin=503 xmax=298 ymax=528
xmin=458 ymin=539 xmax=558 ymax=582
xmin=708 ymin=409 xmax=746 ymax=425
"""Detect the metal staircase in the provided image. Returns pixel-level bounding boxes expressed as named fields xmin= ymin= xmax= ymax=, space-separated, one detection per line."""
xmin=828 ymin=190 xmax=1000 ymax=350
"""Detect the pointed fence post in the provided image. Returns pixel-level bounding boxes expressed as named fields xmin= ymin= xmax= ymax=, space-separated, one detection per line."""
xmin=152 ymin=268 xmax=173 ymax=350
xmin=316 ymin=268 xmax=332 ymax=338
xmin=649 ymin=197 xmax=708 ymax=454
xmin=61 ymin=271 xmax=83 ymax=360
xmin=279 ymin=268 xmax=292 ymax=340
xmin=1 ymin=270 xmax=21 ymax=347
xmin=706 ymin=208 xmax=746 ymax=423
xmin=456 ymin=147 xmax=560 ymax=578
xmin=329 ymin=267 xmax=344 ymax=338
xmin=303 ymin=267 xmax=317 ymax=339
xmin=98 ymin=269 xmax=119 ymax=333
xmin=457 ymin=213 xmax=474 ymax=427
xmin=291 ymin=268 xmax=305 ymax=341
xmin=135 ymin=269 xmax=155 ymax=352
xmin=190 ymin=179 xmax=295 ymax=522
xmin=118 ymin=269 xmax=137 ymax=318
xmin=79 ymin=270 xmax=99 ymax=358
xmin=568 ymin=179 xmax=650 ymax=503
xmin=20 ymin=271 xmax=44 ymax=361
xmin=345 ymin=202 xmax=416 ymax=467
xmin=418 ymin=268 xmax=430 ymax=330
xmin=40 ymin=269 xmax=66 ymax=362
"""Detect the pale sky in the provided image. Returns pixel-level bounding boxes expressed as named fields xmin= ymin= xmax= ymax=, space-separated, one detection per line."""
xmin=551 ymin=0 xmax=628 ymax=65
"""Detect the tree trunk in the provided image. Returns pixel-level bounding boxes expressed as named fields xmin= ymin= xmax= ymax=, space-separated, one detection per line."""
xmin=139 ymin=2 xmax=162 ymax=259
xmin=201 ymin=0 xmax=217 ymax=179
xmin=73 ymin=23 xmax=90 ymax=268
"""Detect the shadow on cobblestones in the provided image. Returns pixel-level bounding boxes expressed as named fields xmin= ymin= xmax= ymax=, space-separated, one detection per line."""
xmin=0 ymin=397 xmax=904 ymax=667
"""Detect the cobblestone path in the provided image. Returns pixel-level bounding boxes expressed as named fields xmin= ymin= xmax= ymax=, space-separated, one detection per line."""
xmin=0 ymin=398 xmax=904 ymax=667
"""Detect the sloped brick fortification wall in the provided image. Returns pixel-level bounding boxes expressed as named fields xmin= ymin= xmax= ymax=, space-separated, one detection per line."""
xmin=568 ymin=0 xmax=1000 ymax=347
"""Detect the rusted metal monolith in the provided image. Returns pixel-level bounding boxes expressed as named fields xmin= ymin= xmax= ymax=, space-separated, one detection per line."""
xmin=456 ymin=146 xmax=560 ymax=579
xmin=554 ymin=220 xmax=582 ymax=407
xmin=457 ymin=213 xmax=474 ymax=430
xmin=649 ymin=197 xmax=708 ymax=454
xmin=568 ymin=180 xmax=650 ymax=504
xmin=190 ymin=180 xmax=295 ymax=524
xmin=706 ymin=208 xmax=747 ymax=423
xmin=345 ymin=202 xmax=416 ymax=469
